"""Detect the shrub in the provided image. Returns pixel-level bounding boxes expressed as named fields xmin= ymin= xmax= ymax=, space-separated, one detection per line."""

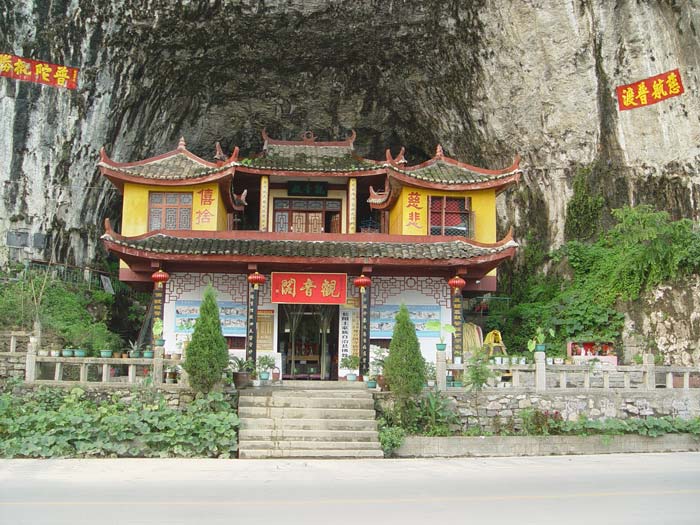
xmin=378 ymin=424 xmax=406 ymax=457
xmin=383 ymin=304 xmax=426 ymax=423
xmin=183 ymin=286 xmax=229 ymax=393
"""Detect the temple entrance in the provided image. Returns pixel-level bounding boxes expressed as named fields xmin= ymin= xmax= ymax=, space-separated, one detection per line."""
xmin=278 ymin=304 xmax=339 ymax=380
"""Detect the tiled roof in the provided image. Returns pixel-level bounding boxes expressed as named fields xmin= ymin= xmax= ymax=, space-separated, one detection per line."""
xmin=241 ymin=145 xmax=379 ymax=172
xmin=394 ymin=159 xmax=520 ymax=185
xmin=103 ymin=232 xmax=516 ymax=260
xmin=99 ymin=153 xmax=231 ymax=180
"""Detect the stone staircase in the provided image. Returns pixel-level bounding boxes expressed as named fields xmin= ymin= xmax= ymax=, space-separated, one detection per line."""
xmin=237 ymin=381 xmax=384 ymax=459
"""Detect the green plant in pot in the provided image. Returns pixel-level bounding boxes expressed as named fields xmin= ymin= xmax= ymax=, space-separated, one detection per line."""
xmin=127 ymin=339 xmax=142 ymax=358
xmin=229 ymin=356 xmax=255 ymax=389
xmin=340 ymin=354 xmax=360 ymax=381
xmin=527 ymin=327 xmax=555 ymax=353
xmin=257 ymin=354 xmax=276 ymax=381
xmin=152 ymin=318 xmax=164 ymax=346
xmin=425 ymin=320 xmax=456 ymax=351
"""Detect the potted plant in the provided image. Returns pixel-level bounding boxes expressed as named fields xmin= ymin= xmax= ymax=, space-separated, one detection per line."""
xmin=527 ymin=326 xmax=555 ymax=353
xmin=425 ymin=320 xmax=456 ymax=351
xmin=62 ymin=347 xmax=74 ymax=357
xmin=152 ymin=318 xmax=165 ymax=346
xmin=370 ymin=346 xmax=388 ymax=390
xmin=340 ymin=355 xmax=360 ymax=381
xmin=257 ymin=354 xmax=276 ymax=381
xmin=127 ymin=339 xmax=142 ymax=358
xmin=142 ymin=345 xmax=154 ymax=359
xmin=165 ymin=364 xmax=180 ymax=384
xmin=424 ymin=360 xmax=437 ymax=388
xmin=230 ymin=356 xmax=255 ymax=389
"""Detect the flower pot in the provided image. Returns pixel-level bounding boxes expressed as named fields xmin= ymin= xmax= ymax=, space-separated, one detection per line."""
xmin=554 ymin=357 xmax=564 ymax=365
xmin=232 ymin=372 xmax=250 ymax=389
xmin=453 ymin=381 xmax=463 ymax=388
xmin=272 ymin=367 xmax=280 ymax=381
xmin=99 ymin=350 xmax=113 ymax=358
xmin=129 ymin=351 xmax=141 ymax=359
xmin=252 ymin=379 xmax=262 ymax=387
xmin=120 ymin=352 xmax=129 ymax=359
xmin=427 ymin=380 xmax=435 ymax=387
xmin=546 ymin=357 xmax=554 ymax=365
xmin=436 ymin=343 xmax=447 ymax=351
xmin=535 ymin=344 xmax=546 ymax=352
xmin=38 ymin=349 xmax=49 ymax=357
xmin=454 ymin=356 xmax=462 ymax=365
xmin=142 ymin=350 xmax=154 ymax=358
xmin=346 ymin=373 xmax=357 ymax=381
xmin=154 ymin=338 xmax=165 ymax=346
xmin=62 ymin=349 xmax=74 ymax=357
xmin=74 ymin=349 xmax=87 ymax=357
xmin=366 ymin=380 xmax=377 ymax=388
xmin=259 ymin=371 xmax=270 ymax=381
xmin=50 ymin=350 xmax=61 ymax=357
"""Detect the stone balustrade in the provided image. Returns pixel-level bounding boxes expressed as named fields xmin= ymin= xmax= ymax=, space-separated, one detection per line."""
xmin=438 ymin=351 xmax=699 ymax=392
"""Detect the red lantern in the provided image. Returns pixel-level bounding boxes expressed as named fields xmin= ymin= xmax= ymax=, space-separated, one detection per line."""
xmin=247 ymin=271 xmax=266 ymax=289
xmin=151 ymin=269 xmax=170 ymax=289
xmin=448 ymin=275 xmax=466 ymax=295
xmin=353 ymin=274 xmax=372 ymax=294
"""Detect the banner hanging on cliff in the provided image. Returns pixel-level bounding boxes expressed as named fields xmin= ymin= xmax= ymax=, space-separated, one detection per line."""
xmin=0 ymin=53 xmax=79 ymax=90
xmin=616 ymin=68 xmax=684 ymax=111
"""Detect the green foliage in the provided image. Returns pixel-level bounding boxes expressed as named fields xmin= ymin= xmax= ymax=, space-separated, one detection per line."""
xmin=256 ymin=355 xmax=276 ymax=371
xmin=424 ymin=320 xmax=455 ymax=343
xmin=340 ymin=355 xmax=360 ymax=369
xmin=183 ymin=286 xmax=229 ymax=393
xmin=383 ymin=304 xmax=426 ymax=414
xmin=496 ymin=206 xmax=700 ymax=353
xmin=564 ymin=170 xmax=604 ymax=241
xmin=0 ymin=387 xmax=239 ymax=458
xmin=377 ymin=423 xmax=406 ymax=457
xmin=414 ymin=390 xmax=459 ymax=436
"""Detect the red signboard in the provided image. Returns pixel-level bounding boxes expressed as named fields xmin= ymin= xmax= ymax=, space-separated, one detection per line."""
xmin=616 ymin=68 xmax=684 ymax=111
xmin=0 ymin=53 xmax=79 ymax=90
xmin=271 ymin=272 xmax=347 ymax=304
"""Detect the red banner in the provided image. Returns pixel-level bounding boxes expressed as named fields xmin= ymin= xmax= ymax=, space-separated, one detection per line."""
xmin=616 ymin=68 xmax=684 ymax=111
xmin=271 ymin=272 xmax=347 ymax=304
xmin=0 ymin=53 xmax=79 ymax=90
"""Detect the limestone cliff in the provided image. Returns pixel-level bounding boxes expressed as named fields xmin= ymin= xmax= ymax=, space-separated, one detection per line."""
xmin=1 ymin=1 xmax=698 ymax=265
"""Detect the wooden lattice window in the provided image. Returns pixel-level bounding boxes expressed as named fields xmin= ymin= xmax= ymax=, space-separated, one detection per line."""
xmin=429 ymin=196 xmax=474 ymax=238
xmin=148 ymin=192 xmax=192 ymax=231
xmin=273 ymin=198 xmax=342 ymax=233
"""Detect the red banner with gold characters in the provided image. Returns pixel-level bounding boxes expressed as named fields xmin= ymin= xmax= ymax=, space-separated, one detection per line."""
xmin=0 ymin=53 xmax=79 ymax=90
xmin=616 ymin=68 xmax=684 ymax=111
xmin=271 ymin=272 xmax=347 ymax=304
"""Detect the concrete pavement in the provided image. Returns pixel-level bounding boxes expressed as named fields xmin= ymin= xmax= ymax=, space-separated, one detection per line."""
xmin=1 ymin=453 xmax=699 ymax=524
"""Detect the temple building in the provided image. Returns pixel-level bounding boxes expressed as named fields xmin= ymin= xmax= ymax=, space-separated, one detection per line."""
xmin=99 ymin=130 xmax=521 ymax=379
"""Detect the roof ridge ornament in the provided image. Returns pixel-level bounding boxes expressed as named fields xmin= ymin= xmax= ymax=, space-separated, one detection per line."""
xmin=178 ymin=137 xmax=186 ymax=150
xmin=301 ymin=131 xmax=316 ymax=143
xmin=436 ymin=144 xmax=444 ymax=158
xmin=214 ymin=142 xmax=226 ymax=161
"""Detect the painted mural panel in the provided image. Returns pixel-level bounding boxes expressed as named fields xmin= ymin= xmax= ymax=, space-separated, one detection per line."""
xmin=174 ymin=300 xmax=246 ymax=335
xmin=370 ymin=304 xmax=441 ymax=338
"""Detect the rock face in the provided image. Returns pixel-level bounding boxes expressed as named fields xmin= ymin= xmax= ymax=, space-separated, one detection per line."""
xmin=1 ymin=4 xmax=698 ymax=275
xmin=624 ymin=275 xmax=700 ymax=367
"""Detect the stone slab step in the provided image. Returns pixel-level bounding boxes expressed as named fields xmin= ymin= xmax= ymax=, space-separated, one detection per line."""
xmin=238 ymin=406 xmax=376 ymax=420
xmin=239 ymin=440 xmax=381 ymax=451
xmin=240 ymin=418 xmax=378 ymax=431
xmin=239 ymin=428 xmax=379 ymax=442
xmin=275 ymin=380 xmax=368 ymax=390
xmin=240 ymin=389 xmax=374 ymax=399
xmin=239 ymin=448 xmax=385 ymax=459
xmin=238 ymin=396 xmax=375 ymax=409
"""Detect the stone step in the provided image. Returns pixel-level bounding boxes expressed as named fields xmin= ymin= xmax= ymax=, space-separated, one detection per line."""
xmin=238 ymin=396 xmax=375 ymax=410
xmin=239 ymin=440 xmax=382 ymax=451
xmin=239 ymin=428 xmax=379 ymax=442
xmin=240 ymin=389 xmax=373 ymax=399
xmin=271 ymin=380 xmax=368 ymax=390
xmin=239 ymin=448 xmax=385 ymax=459
xmin=238 ymin=406 xmax=376 ymax=420
xmin=240 ymin=418 xmax=378 ymax=431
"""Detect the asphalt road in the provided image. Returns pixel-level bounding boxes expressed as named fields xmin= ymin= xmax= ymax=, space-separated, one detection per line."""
xmin=1 ymin=453 xmax=699 ymax=525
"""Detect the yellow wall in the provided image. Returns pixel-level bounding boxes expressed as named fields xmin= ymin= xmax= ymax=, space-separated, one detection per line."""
xmin=387 ymin=187 xmax=496 ymax=243
xmin=122 ymin=182 xmax=225 ymax=236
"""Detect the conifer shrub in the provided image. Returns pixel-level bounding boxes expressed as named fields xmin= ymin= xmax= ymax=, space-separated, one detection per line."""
xmin=183 ymin=286 xmax=229 ymax=393
xmin=383 ymin=304 xmax=426 ymax=422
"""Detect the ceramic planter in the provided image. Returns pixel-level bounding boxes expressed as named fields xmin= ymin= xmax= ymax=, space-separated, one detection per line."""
xmin=436 ymin=343 xmax=447 ymax=351
xmin=259 ymin=371 xmax=270 ymax=380
xmin=154 ymin=338 xmax=165 ymax=346
xmin=346 ymin=373 xmax=357 ymax=381
xmin=74 ymin=349 xmax=87 ymax=357
xmin=99 ymin=350 xmax=113 ymax=358
xmin=535 ymin=344 xmax=546 ymax=352
xmin=50 ymin=350 xmax=61 ymax=357
xmin=366 ymin=380 xmax=377 ymax=388
xmin=62 ymin=349 xmax=74 ymax=357
xmin=143 ymin=350 xmax=154 ymax=358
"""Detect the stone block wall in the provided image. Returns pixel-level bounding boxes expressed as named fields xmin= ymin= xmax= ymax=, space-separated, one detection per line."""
xmin=0 ymin=353 xmax=27 ymax=381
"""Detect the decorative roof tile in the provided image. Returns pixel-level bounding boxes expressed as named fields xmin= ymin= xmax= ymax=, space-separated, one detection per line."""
xmin=103 ymin=232 xmax=517 ymax=261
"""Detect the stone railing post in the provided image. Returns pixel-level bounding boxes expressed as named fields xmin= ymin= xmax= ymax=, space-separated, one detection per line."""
xmin=10 ymin=334 xmax=17 ymax=353
xmin=153 ymin=344 xmax=164 ymax=385
xmin=436 ymin=350 xmax=447 ymax=392
xmin=643 ymin=353 xmax=656 ymax=390
xmin=25 ymin=336 xmax=37 ymax=382
xmin=535 ymin=351 xmax=546 ymax=391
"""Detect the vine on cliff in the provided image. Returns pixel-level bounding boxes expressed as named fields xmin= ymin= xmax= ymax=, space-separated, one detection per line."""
xmin=564 ymin=168 xmax=604 ymax=241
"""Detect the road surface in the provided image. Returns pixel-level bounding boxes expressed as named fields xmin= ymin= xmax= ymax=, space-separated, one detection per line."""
xmin=1 ymin=453 xmax=699 ymax=524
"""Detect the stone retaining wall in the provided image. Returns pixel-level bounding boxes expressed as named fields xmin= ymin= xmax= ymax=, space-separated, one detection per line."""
xmin=395 ymin=434 xmax=700 ymax=458
xmin=0 ymin=352 xmax=27 ymax=380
